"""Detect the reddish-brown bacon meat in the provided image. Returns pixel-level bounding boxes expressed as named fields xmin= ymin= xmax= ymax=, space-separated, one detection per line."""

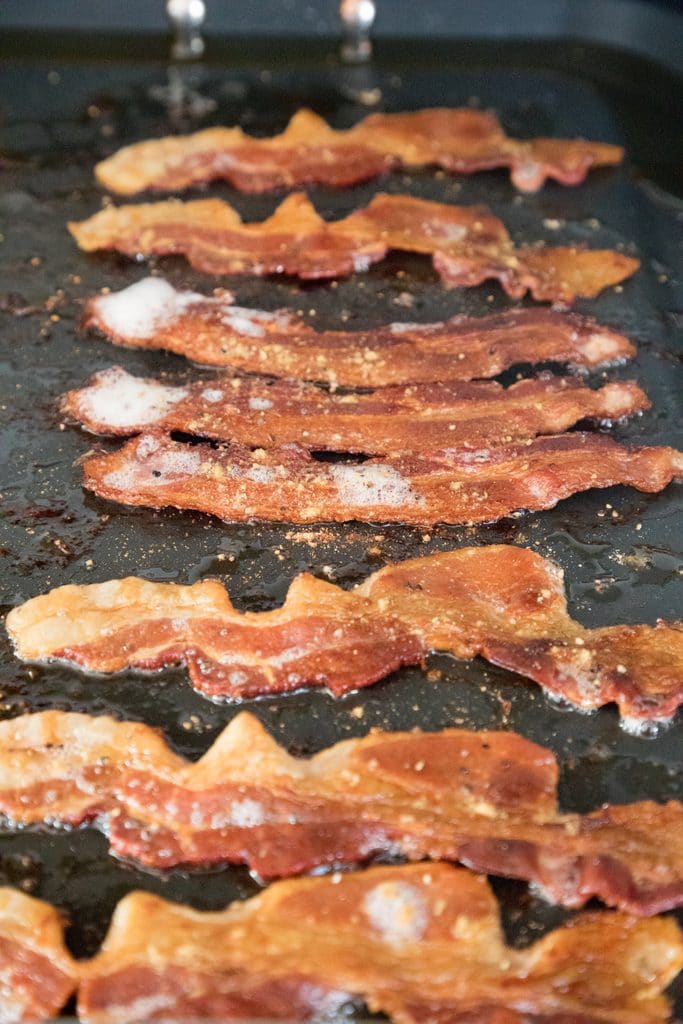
xmin=77 ymin=431 xmax=683 ymax=529
xmin=63 ymin=366 xmax=649 ymax=454
xmin=0 ymin=888 xmax=76 ymax=1023
xmin=81 ymin=278 xmax=637 ymax=387
xmin=0 ymin=709 xmax=680 ymax=912
xmin=78 ymin=865 xmax=683 ymax=1024
xmin=69 ymin=192 xmax=639 ymax=301
xmin=8 ymin=545 xmax=683 ymax=722
xmin=94 ymin=107 xmax=624 ymax=195
xmin=3 ymin=868 xmax=681 ymax=1023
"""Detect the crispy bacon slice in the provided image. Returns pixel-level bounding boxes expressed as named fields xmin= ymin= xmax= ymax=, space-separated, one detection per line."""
xmin=8 ymin=545 xmax=683 ymax=722
xmin=68 ymin=192 xmax=639 ymax=301
xmin=62 ymin=366 xmax=650 ymax=454
xmin=0 ymin=888 xmax=76 ymax=1023
xmin=2 ymin=867 xmax=681 ymax=1024
xmin=78 ymin=865 xmax=683 ymax=1024
xmin=94 ymin=107 xmax=624 ymax=195
xmin=0 ymin=709 xmax=681 ymax=912
xmin=77 ymin=432 xmax=683 ymax=530
xmin=81 ymin=277 xmax=637 ymax=387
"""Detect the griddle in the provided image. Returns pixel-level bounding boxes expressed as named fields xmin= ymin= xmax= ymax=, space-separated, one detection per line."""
xmin=0 ymin=27 xmax=682 ymax=1016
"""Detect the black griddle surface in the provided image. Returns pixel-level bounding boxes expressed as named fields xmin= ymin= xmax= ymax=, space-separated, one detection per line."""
xmin=0 ymin=40 xmax=682 ymax=1014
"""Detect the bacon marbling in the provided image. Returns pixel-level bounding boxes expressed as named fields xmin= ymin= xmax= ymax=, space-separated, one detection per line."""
xmin=81 ymin=278 xmax=637 ymax=387
xmin=62 ymin=366 xmax=649 ymax=454
xmin=1 ymin=869 xmax=680 ymax=1024
xmin=78 ymin=865 xmax=683 ymax=1024
xmin=8 ymin=545 xmax=683 ymax=722
xmin=0 ymin=709 xmax=680 ymax=911
xmin=69 ymin=193 xmax=639 ymax=301
xmin=0 ymin=888 xmax=76 ymax=1023
xmin=94 ymin=108 xmax=624 ymax=195
xmin=77 ymin=432 xmax=683 ymax=530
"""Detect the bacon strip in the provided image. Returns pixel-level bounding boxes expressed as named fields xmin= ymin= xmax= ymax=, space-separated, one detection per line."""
xmin=0 ymin=709 xmax=680 ymax=912
xmin=77 ymin=432 xmax=683 ymax=531
xmin=94 ymin=107 xmax=624 ymax=195
xmin=8 ymin=545 xmax=683 ymax=722
xmin=68 ymin=193 xmax=639 ymax=301
xmin=79 ymin=865 xmax=683 ymax=1024
xmin=2 ymin=866 xmax=681 ymax=1024
xmin=0 ymin=888 xmax=76 ymax=1023
xmin=62 ymin=366 xmax=650 ymax=454
xmin=81 ymin=277 xmax=637 ymax=387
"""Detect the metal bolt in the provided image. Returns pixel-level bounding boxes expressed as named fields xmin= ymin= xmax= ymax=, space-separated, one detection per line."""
xmin=340 ymin=0 xmax=376 ymax=63
xmin=166 ymin=0 xmax=207 ymax=60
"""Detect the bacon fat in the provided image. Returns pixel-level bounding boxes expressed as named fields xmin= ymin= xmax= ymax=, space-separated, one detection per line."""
xmin=0 ymin=709 xmax=680 ymax=911
xmin=94 ymin=107 xmax=624 ymax=195
xmin=62 ymin=366 xmax=650 ymax=454
xmin=2 ymin=865 xmax=682 ymax=1024
xmin=81 ymin=278 xmax=637 ymax=387
xmin=8 ymin=545 xmax=683 ymax=721
xmin=79 ymin=864 xmax=683 ymax=1024
xmin=0 ymin=888 xmax=76 ymax=1023
xmin=68 ymin=192 xmax=639 ymax=301
xmin=77 ymin=431 xmax=683 ymax=530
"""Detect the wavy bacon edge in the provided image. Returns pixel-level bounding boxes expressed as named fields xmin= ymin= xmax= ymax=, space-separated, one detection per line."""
xmin=0 ymin=887 xmax=76 ymax=1024
xmin=80 ymin=277 xmax=638 ymax=387
xmin=62 ymin=365 xmax=651 ymax=454
xmin=0 ymin=709 xmax=680 ymax=912
xmin=68 ymin=192 xmax=639 ymax=301
xmin=2 ymin=864 xmax=682 ymax=1024
xmin=94 ymin=107 xmax=624 ymax=195
xmin=77 ymin=431 xmax=683 ymax=533
xmin=8 ymin=545 xmax=683 ymax=722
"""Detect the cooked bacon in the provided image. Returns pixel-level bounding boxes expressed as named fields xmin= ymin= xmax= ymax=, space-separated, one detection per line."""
xmin=81 ymin=277 xmax=637 ymax=387
xmin=0 ymin=887 xmax=76 ymax=1022
xmin=77 ymin=432 xmax=683 ymax=531
xmin=68 ymin=193 xmax=639 ymax=301
xmin=8 ymin=545 xmax=683 ymax=722
xmin=79 ymin=864 xmax=683 ymax=1024
xmin=3 ymin=866 xmax=681 ymax=1023
xmin=0 ymin=709 xmax=680 ymax=912
xmin=1 ymin=866 xmax=680 ymax=1024
xmin=62 ymin=366 xmax=649 ymax=454
xmin=94 ymin=107 xmax=624 ymax=195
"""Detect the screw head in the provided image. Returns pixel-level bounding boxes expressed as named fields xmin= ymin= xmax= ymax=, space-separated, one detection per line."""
xmin=340 ymin=0 xmax=376 ymax=31
xmin=167 ymin=0 xmax=206 ymax=29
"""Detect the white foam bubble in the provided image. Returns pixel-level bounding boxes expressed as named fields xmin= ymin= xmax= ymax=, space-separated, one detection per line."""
xmin=248 ymin=396 xmax=273 ymax=411
xmin=438 ymin=223 xmax=467 ymax=242
xmin=330 ymin=463 xmax=424 ymax=508
xmin=94 ymin=277 xmax=204 ymax=338
xmin=620 ymin=715 xmax=672 ymax=739
xmin=80 ymin=369 xmax=186 ymax=429
xmin=202 ymin=388 xmax=224 ymax=403
xmin=220 ymin=308 xmax=269 ymax=337
xmin=104 ymin=444 xmax=202 ymax=492
xmin=245 ymin=465 xmax=278 ymax=484
xmin=150 ymin=447 xmax=203 ymax=479
xmin=363 ymin=881 xmax=428 ymax=944
xmin=389 ymin=321 xmax=421 ymax=334
xmin=229 ymin=798 xmax=265 ymax=828
xmin=103 ymin=995 xmax=176 ymax=1021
